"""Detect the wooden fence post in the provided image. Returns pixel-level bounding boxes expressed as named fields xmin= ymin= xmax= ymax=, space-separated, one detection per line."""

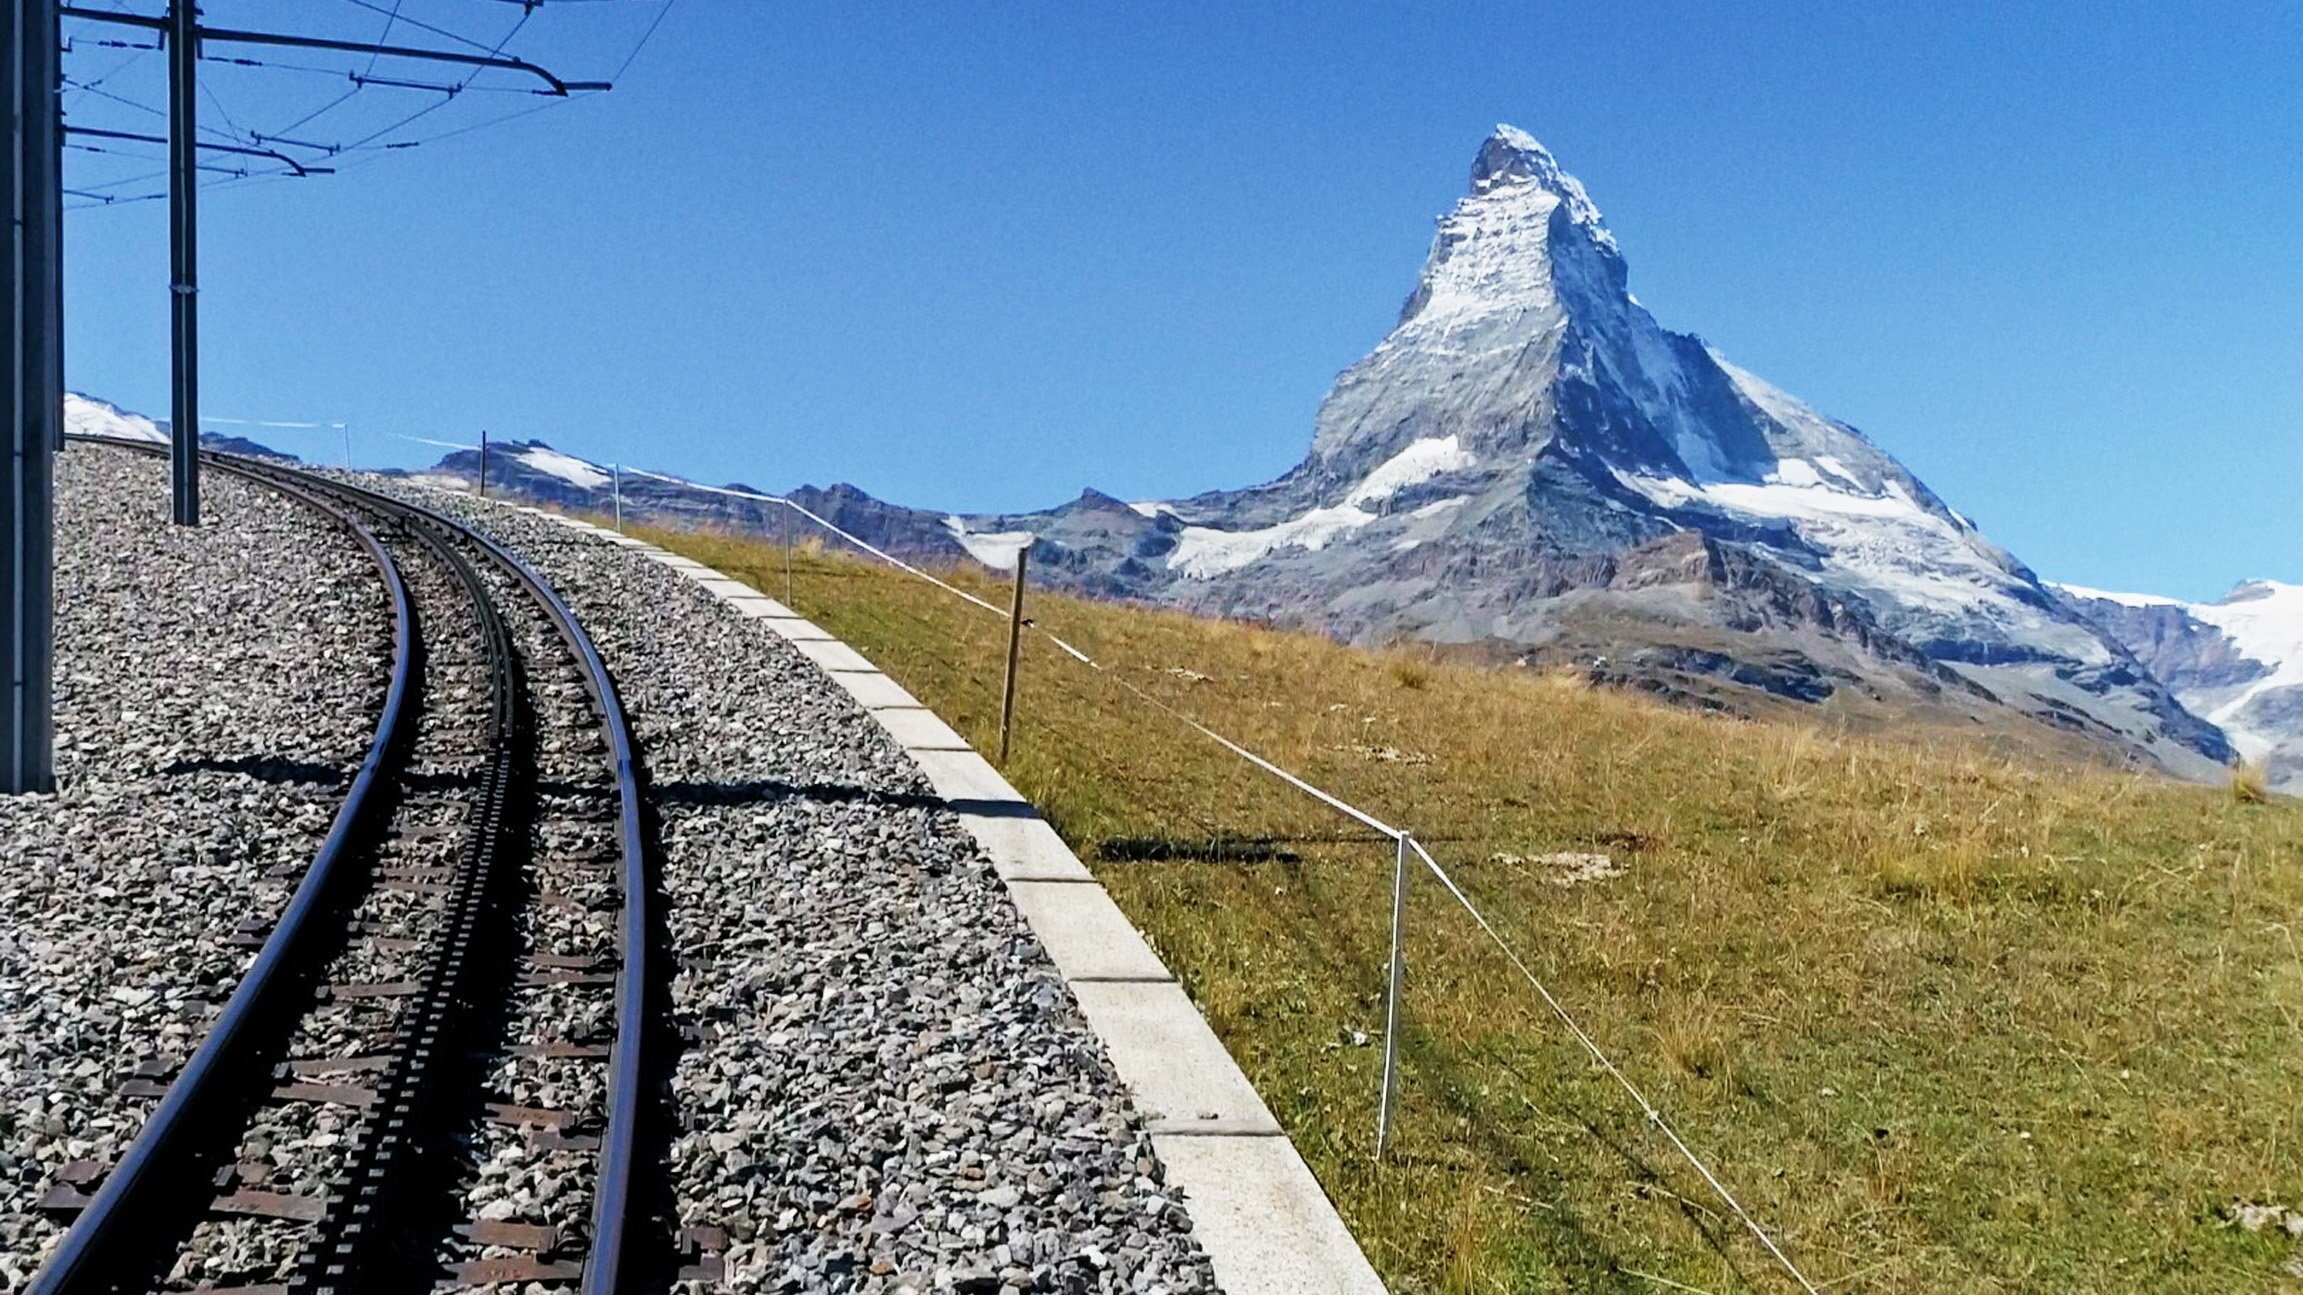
xmin=997 ymin=540 xmax=1033 ymax=766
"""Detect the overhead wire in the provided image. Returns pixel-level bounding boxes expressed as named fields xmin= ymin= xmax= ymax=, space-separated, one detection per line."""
xmin=198 ymin=78 xmax=254 ymax=144
xmin=292 ymin=0 xmax=669 ymax=166
xmin=335 ymin=91 xmax=457 ymax=152
xmin=61 ymin=40 xmax=155 ymax=94
xmin=263 ymin=83 xmax=363 ymax=141
xmin=362 ymin=0 xmax=405 ymax=77
xmin=61 ymin=0 xmax=667 ymax=206
xmin=478 ymin=5 xmax=536 ymax=62
xmin=334 ymin=0 xmax=500 ymax=55
xmin=62 ymin=77 xmax=254 ymax=149
xmin=609 ymin=0 xmax=672 ymax=82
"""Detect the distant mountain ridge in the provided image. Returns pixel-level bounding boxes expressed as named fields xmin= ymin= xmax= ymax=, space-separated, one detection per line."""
xmin=769 ymin=126 xmax=2232 ymax=778
xmin=2054 ymin=581 xmax=2303 ymax=792
xmin=67 ymin=127 xmax=2264 ymax=784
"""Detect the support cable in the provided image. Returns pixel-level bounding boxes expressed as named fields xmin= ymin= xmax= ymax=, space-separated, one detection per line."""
xmin=609 ymin=0 xmax=672 ymax=82
xmin=65 ymin=125 xmax=331 ymax=175
xmin=62 ymin=76 xmax=252 ymax=149
xmin=60 ymin=2 xmax=629 ymax=208
xmin=361 ymin=0 xmax=404 ymax=76
xmin=336 ymin=0 xmax=500 ymax=54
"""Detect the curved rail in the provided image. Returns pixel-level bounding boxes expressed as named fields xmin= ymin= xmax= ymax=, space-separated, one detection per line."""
xmin=31 ymin=446 xmax=421 ymax=1295
xmin=255 ymin=465 xmax=654 ymax=1295
xmin=40 ymin=440 xmax=656 ymax=1292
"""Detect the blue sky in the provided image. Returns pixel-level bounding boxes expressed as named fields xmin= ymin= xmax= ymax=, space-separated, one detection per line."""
xmin=59 ymin=1 xmax=2300 ymax=602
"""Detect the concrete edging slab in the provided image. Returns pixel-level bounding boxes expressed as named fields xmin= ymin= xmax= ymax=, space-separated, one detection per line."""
xmin=523 ymin=510 xmax=1389 ymax=1295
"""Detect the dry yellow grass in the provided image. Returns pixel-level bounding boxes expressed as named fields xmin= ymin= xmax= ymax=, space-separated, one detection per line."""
xmin=647 ymin=523 xmax=2303 ymax=1294
xmin=2234 ymin=762 xmax=2273 ymax=805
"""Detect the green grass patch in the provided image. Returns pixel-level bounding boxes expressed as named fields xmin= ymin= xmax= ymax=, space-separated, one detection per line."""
xmin=649 ymin=524 xmax=2303 ymax=1294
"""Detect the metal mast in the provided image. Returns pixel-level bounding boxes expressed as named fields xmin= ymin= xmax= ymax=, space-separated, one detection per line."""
xmin=167 ymin=0 xmax=197 ymax=524
xmin=57 ymin=3 xmax=609 ymax=526
xmin=4 ymin=0 xmax=62 ymax=793
xmin=6 ymin=3 xmax=618 ymax=792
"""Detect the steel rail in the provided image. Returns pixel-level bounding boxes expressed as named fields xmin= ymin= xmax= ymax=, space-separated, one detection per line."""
xmin=290 ymin=493 xmax=529 ymax=1294
xmin=260 ymin=464 xmax=654 ymax=1295
xmin=30 ymin=440 xmax=420 ymax=1295
xmin=39 ymin=438 xmax=654 ymax=1292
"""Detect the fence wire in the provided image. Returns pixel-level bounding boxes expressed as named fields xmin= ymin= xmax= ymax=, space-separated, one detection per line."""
xmin=596 ymin=462 xmax=1826 ymax=1294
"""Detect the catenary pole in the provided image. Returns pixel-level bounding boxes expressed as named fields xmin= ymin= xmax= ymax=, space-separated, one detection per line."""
xmin=54 ymin=2 xmax=608 ymax=515
xmin=4 ymin=0 xmax=61 ymax=792
xmin=166 ymin=0 xmax=198 ymax=524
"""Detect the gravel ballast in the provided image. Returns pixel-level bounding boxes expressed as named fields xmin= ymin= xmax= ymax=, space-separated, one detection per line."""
xmin=0 ymin=446 xmax=387 ymax=1284
xmin=390 ymin=486 xmax=1219 ymax=1295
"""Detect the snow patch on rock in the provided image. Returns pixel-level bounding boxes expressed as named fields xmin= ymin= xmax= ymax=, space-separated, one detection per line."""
xmin=515 ymin=445 xmax=610 ymax=492
xmin=1170 ymin=437 xmax=1477 ymax=577
xmin=2049 ymin=582 xmax=2184 ymax=610
xmin=2187 ymin=581 xmax=2303 ymax=746
xmin=1169 ymin=504 xmax=1377 ymax=579
xmin=2059 ymin=580 xmax=2303 ymax=779
xmin=941 ymin=517 xmax=1035 ymax=571
xmin=1346 ymin=435 xmax=1476 ymax=505
xmin=65 ymin=392 xmax=167 ymax=445
xmin=1616 ymin=466 xmax=2094 ymax=655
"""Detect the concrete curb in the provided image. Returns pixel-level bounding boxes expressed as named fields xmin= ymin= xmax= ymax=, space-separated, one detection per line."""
xmin=518 ymin=508 xmax=1388 ymax=1295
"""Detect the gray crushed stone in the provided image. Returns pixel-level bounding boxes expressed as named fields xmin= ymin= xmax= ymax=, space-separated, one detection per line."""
xmin=170 ymin=530 xmax=492 ymax=1291
xmin=385 ymin=485 xmax=1219 ymax=1295
xmin=0 ymin=445 xmax=386 ymax=1285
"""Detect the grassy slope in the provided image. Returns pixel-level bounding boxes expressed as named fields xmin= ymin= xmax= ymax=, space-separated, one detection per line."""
xmin=649 ymin=526 xmax=2303 ymax=1295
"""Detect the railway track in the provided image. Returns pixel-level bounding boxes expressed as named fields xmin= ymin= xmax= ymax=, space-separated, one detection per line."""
xmin=31 ymin=445 xmax=663 ymax=1295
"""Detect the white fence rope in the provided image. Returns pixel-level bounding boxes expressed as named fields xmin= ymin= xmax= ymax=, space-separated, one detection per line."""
xmin=617 ymin=467 xmax=1024 ymax=623
xmin=200 ymin=416 xmax=343 ymax=430
xmin=379 ymin=430 xmax=484 ymax=452
xmin=1402 ymin=837 xmax=1822 ymax=1294
xmin=607 ymin=472 xmax=1398 ymax=821
xmin=506 ymin=458 xmax=1821 ymax=1291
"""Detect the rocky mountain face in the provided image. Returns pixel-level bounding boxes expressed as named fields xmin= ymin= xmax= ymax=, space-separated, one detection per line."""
xmin=915 ymin=127 xmax=2230 ymax=777
xmin=2055 ymin=582 xmax=2303 ymax=792
xmin=73 ymin=128 xmax=2243 ymax=782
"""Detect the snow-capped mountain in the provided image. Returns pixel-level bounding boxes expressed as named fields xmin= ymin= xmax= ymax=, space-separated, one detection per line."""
xmin=62 ymin=391 xmax=290 ymax=459
xmin=373 ymin=126 xmax=2233 ymax=778
xmin=932 ymin=126 xmax=2226 ymax=775
xmin=64 ymin=392 xmax=167 ymax=444
xmin=2055 ymin=581 xmax=2303 ymax=791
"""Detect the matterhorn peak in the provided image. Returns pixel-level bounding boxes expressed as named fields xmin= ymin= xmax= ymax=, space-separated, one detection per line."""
xmin=1382 ymin=126 xmax=1629 ymax=345
xmin=1469 ymin=124 xmax=1615 ymax=252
